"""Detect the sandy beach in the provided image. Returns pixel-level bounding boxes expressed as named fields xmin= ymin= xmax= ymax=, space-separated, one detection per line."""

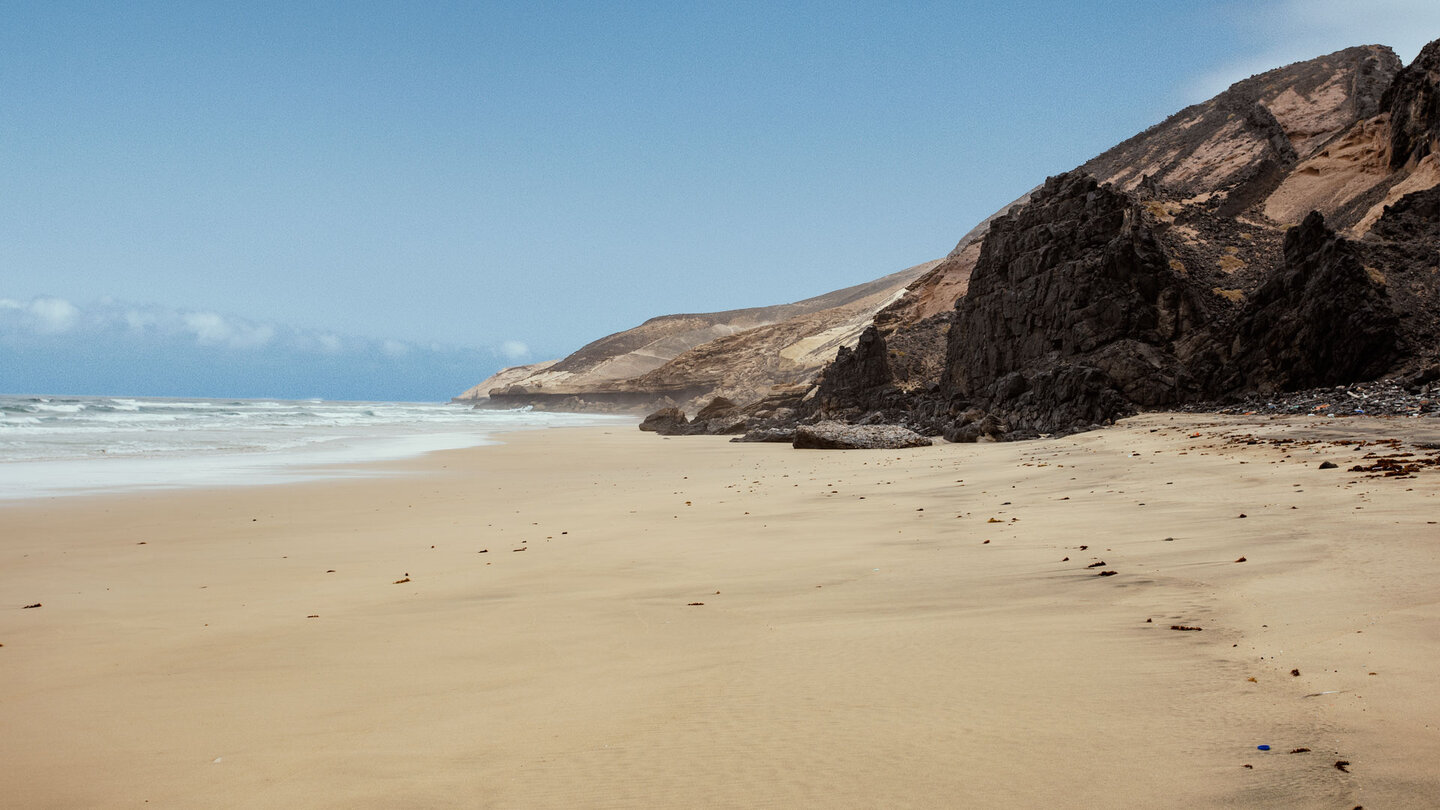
xmin=3 ymin=415 xmax=1438 ymax=808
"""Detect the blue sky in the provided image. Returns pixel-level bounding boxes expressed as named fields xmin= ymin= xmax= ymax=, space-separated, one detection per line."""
xmin=3 ymin=1 xmax=1438 ymax=400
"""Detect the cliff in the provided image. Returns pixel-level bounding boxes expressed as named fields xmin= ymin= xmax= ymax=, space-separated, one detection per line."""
xmin=461 ymin=39 xmax=1440 ymax=439
xmin=812 ymin=39 xmax=1440 ymax=438
xmin=456 ymin=262 xmax=936 ymax=413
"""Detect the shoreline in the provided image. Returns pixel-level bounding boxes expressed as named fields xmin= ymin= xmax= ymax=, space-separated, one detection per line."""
xmin=3 ymin=414 xmax=1437 ymax=807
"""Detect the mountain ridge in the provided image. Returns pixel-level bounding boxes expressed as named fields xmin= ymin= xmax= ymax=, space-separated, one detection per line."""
xmin=460 ymin=38 xmax=1440 ymax=437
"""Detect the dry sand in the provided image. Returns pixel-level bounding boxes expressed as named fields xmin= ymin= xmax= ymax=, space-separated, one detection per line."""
xmin=2 ymin=414 xmax=1438 ymax=808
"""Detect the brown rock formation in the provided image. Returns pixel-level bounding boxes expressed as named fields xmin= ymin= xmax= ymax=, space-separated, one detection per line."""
xmin=462 ymin=261 xmax=935 ymax=413
xmin=813 ymin=39 xmax=1440 ymax=437
xmin=467 ymin=38 xmax=1440 ymax=442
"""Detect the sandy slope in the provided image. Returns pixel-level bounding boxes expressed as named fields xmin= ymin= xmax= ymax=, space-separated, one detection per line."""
xmin=2 ymin=416 xmax=1437 ymax=808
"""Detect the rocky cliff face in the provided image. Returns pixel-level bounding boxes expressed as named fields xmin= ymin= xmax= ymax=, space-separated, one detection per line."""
xmin=912 ymin=171 xmax=1418 ymax=437
xmin=1383 ymin=40 xmax=1440 ymax=169
xmin=944 ymin=173 xmax=1212 ymax=432
xmin=1219 ymin=211 xmax=1398 ymax=393
xmin=810 ymin=39 xmax=1440 ymax=439
xmin=466 ymin=38 xmax=1440 ymax=439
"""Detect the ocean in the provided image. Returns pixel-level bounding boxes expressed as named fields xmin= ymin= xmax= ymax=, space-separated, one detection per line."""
xmin=0 ymin=395 xmax=631 ymax=500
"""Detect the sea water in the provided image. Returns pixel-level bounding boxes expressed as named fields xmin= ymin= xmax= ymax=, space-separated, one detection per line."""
xmin=0 ymin=395 xmax=631 ymax=500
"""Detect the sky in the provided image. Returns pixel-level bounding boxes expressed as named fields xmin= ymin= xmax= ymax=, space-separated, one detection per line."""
xmin=3 ymin=1 xmax=1438 ymax=401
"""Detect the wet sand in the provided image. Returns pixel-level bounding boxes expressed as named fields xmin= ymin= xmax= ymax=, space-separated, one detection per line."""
xmin=2 ymin=414 xmax=1438 ymax=808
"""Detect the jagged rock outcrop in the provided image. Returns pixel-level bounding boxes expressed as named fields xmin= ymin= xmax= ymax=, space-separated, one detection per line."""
xmin=946 ymin=173 xmax=1211 ymax=417
xmin=637 ymin=389 xmax=810 ymax=437
xmin=927 ymin=169 xmax=1428 ymax=435
xmin=815 ymin=326 xmax=896 ymax=412
xmin=1357 ymin=185 xmax=1440 ymax=363
xmin=1220 ymin=211 xmax=1398 ymax=392
xmin=809 ymin=39 xmax=1440 ymax=439
xmin=1383 ymin=40 xmax=1440 ymax=169
xmin=807 ymin=44 xmax=1410 ymax=414
xmin=473 ymin=38 xmax=1440 ymax=444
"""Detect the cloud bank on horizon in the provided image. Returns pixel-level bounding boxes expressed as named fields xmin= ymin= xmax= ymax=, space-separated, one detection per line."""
xmin=0 ymin=294 xmax=521 ymax=401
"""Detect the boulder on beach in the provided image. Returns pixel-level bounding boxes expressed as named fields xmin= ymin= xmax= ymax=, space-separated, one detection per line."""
xmin=639 ymin=407 xmax=689 ymax=433
xmin=792 ymin=421 xmax=932 ymax=450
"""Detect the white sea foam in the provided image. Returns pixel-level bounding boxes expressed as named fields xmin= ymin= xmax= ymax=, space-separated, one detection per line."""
xmin=0 ymin=395 xmax=631 ymax=500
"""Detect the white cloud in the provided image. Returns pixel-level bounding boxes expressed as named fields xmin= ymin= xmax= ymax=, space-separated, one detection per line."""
xmin=1 ymin=295 xmax=488 ymax=391
xmin=124 ymin=309 xmax=158 ymax=331
xmin=182 ymin=311 xmax=275 ymax=349
xmin=1183 ymin=0 xmax=1440 ymax=102
xmin=27 ymin=297 xmax=80 ymax=334
xmin=183 ymin=311 xmax=233 ymax=345
xmin=500 ymin=340 xmax=530 ymax=361
xmin=234 ymin=323 xmax=275 ymax=349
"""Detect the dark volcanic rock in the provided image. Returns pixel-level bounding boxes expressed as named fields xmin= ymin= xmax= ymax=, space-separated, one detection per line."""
xmin=941 ymin=410 xmax=1008 ymax=443
xmin=944 ymin=172 xmax=1211 ymax=433
xmin=731 ymin=427 xmax=797 ymax=443
xmin=1219 ymin=211 xmax=1398 ymax=392
xmin=1382 ymin=39 xmax=1440 ymax=169
xmin=1361 ymin=186 xmax=1440 ymax=365
xmin=639 ymin=407 xmax=689 ymax=434
xmin=792 ymin=422 xmax=932 ymax=450
xmin=816 ymin=325 xmax=895 ymax=412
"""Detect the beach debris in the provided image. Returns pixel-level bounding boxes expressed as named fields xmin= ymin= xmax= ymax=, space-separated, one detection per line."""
xmin=1335 ymin=760 xmax=1351 ymax=773
xmin=326 ymin=569 xmax=336 ymax=572
xmin=1146 ymin=618 xmax=1152 ymax=623
xmin=687 ymin=602 xmax=704 ymax=606
xmin=1290 ymin=668 xmax=1300 ymax=676
xmin=1170 ymin=625 xmax=1203 ymax=631
xmin=1235 ymin=556 xmax=1247 ymax=563
xmin=1162 ymin=537 xmax=1174 ymax=541
xmin=1290 ymin=747 xmax=1311 ymax=754
xmin=307 ymin=615 xmax=319 ymax=619
xmin=987 ymin=517 xmax=1002 ymax=523
xmin=393 ymin=577 xmax=410 ymax=584
xmin=477 ymin=549 xmax=488 ymax=553
xmin=1247 ymin=677 xmax=1258 ymax=682
xmin=213 ymin=757 xmax=223 ymax=764
xmin=1319 ymin=461 xmax=1338 ymax=469
xmin=21 ymin=603 xmax=41 ymax=609
xmin=1237 ymin=513 xmax=1248 ymax=518
xmin=982 ymin=539 xmax=990 ymax=544
xmin=1257 ymin=745 xmax=1271 ymax=751
xmin=512 ymin=547 xmax=527 ymax=552
xmin=1078 ymin=545 xmax=1088 ymax=550
xmin=1242 ymin=764 xmax=1253 ymax=769
xmin=1086 ymin=561 xmax=1107 ymax=568
xmin=1097 ymin=570 xmax=1117 ymax=577
xmin=1303 ymin=690 xmax=1343 ymax=697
